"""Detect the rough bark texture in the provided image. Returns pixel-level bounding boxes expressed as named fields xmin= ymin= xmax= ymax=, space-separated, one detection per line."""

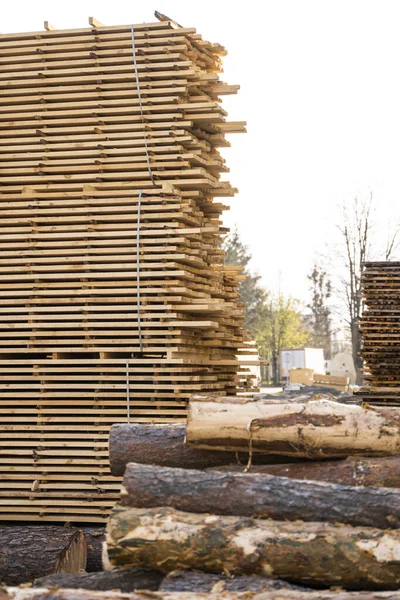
xmin=120 ymin=462 xmax=400 ymax=529
xmin=209 ymin=456 xmax=400 ymax=487
xmin=3 ymin=589 xmax=400 ymax=600
xmin=34 ymin=568 xmax=163 ymax=592
xmin=0 ymin=526 xmax=86 ymax=585
xmin=186 ymin=397 xmax=400 ymax=457
xmin=105 ymin=505 xmax=400 ymax=590
xmin=109 ymin=424 xmax=290 ymax=477
xmin=82 ymin=528 xmax=105 ymax=573
xmin=160 ymin=570 xmax=312 ymax=592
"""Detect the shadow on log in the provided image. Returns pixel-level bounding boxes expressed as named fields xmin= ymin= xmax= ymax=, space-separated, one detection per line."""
xmin=34 ymin=568 xmax=163 ymax=592
xmin=160 ymin=570 xmax=312 ymax=592
xmin=120 ymin=462 xmax=400 ymax=529
xmin=109 ymin=423 xmax=296 ymax=477
xmin=106 ymin=505 xmax=400 ymax=590
xmin=2 ymin=587 xmax=400 ymax=599
xmin=209 ymin=456 xmax=400 ymax=487
xmin=82 ymin=528 xmax=105 ymax=573
xmin=0 ymin=526 xmax=86 ymax=585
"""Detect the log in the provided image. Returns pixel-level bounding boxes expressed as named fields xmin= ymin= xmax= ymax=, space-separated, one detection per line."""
xmin=3 ymin=588 xmax=400 ymax=600
xmin=82 ymin=528 xmax=105 ymax=573
xmin=105 ymin=505 xmax=400 ymax=590
xmin=0 ymin=526 xmax=86 ymax=585
xmin=160 ymin=570 xmax=312 ymax=592
xmin=209 ymin=456 xmax=400 ymax=487
xmin=109 ymin=423 xmax=293 ymax=477
xmin=34 ymin=568 xmax=163 ymax=592
xmin=119 ymin=462 xmax=400 ymax=529
xmin=186 ymin=396 xmax=400 ymax=457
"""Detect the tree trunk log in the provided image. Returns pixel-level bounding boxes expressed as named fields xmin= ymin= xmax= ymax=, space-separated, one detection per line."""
xmin=3 ymin=588 xmax=400 ymax=600
xmin=120 ymin=462 xmax=400 ymax=529
xmin=34 ymin=568 xmax=163 ymax=592
xmin=209 ymin=456 xmax=400 ymax=487
xmin=0 ymin=526 xmax=86 ymax=585
xmin=109 ymin=424 xmax=294 ymax=477
xmin=82 ymin=528 xmax=105 ymax=573
xmin=160 ymin=570 xmax=311 ymax=592
xmin=105 ymin=505 xmax=400 ymax=590
xmin=186 ymin=397 xmax=400 ymax=457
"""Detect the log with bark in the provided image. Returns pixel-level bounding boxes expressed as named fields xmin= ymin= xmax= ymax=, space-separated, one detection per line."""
xmin=209 ymin=456 xmax=400 ymax=487
xmin=186 ymin=396 xmax=400 ymax=457
xmin=159 ymin=570 xmax=312 ymax=592
xmin=119 ymin=462 xmax=400 ymax=529
xmin=0 ymin=526 xmax=86 ymax=585
xmin=3 ymin=588 xmax=400 ymax=600
xmin=109 ymin=423 xmax=294 ymax=477
xmin=82 ymin=528 xmax=105 ymax=573
xmin=34 ymin=568 xmax=163 ymax=592
xmin=105 ymin=506 xmax=400 ymax=590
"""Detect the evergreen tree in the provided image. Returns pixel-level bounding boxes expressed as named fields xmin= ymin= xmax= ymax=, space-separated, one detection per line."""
xmin=223 ymin=229 xmax=268 ymax=336
xmin=306 ymin=264 xmax=332 ymax=359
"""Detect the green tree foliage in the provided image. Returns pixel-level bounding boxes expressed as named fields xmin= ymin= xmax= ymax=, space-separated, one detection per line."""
xmin=223 ymin=229 xmax=268 ymax=335
xmin=258 ymin=295 xmax=310 ymax=384
xmin=306 ymin=264 xmax=332 ymax=359
xmin=223 ymin=229 xmax=310 ymax=383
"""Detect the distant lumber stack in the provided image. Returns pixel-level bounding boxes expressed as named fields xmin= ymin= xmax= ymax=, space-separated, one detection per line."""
xmin=0 ymin=14 xmax=256 ymax=522
xmin=354 ymin=261 xmax=400 ymax=405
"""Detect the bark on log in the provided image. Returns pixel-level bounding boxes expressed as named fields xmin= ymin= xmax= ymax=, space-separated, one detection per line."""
xmin=3 ymin=588 xmax=400 ymax=600
xmin=186 ymin=397 xmax=400 ymax=457
xmin=209 ymin=456 xmax=400 ymax=487
xmin=34 ymin=568 xmax=163 ymax=592
xmin=0 ymin=526 xmax=86 ymax=585
xmin=82 ymin=528 xmax=105 ymax=572
xmin=120 ymin=462 xmax=400 ymax=529
xmin=105 ymin=505 xmax=400 ymax=590
xmin=109 ymin=424 xmax=292 ymax=477
xmin=160 ymin=570 xmax=312 ymax=592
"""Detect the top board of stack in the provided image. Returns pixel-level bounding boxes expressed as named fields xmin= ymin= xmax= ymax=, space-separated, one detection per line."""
xmin=0 ymin=12 xmax=258 ymax=523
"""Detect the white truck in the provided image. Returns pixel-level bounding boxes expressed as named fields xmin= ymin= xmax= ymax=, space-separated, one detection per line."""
xmin=280 ymin=348 xmax=325 ymax=380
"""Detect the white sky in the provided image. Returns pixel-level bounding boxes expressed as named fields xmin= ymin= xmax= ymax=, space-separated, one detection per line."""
xmin=3 ymin=0 xmax=400 ymax=304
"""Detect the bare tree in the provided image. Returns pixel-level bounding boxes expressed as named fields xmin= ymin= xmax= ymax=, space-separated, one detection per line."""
xmin=338 ymin=195 xmax=400 ymax=385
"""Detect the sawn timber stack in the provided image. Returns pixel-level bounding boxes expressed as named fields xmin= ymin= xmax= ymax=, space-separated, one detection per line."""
xmin=0 ymin=15 xmax=255 ymax=522
xmin=354 ymin=261 xmax=400 ymax=405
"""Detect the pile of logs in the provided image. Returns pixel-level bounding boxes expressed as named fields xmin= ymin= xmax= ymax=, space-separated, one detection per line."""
xmin=355 ymin=261 xmax=400 ymax=405
xmin=0 ymin=13 xmax=258 ymax=523
xmin=95 ymin=394 xmax=400 ymax=594
xmin=1 ymin=394 xmax=400 ymax=595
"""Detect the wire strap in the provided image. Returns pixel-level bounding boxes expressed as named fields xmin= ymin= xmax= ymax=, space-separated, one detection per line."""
xmin=131 ymin=24 xmax=155 ymax=186
xmin=126 ymin=359 xmax=130 ymax=423
xmin=137 ymin=189 xmax=143 ymax=353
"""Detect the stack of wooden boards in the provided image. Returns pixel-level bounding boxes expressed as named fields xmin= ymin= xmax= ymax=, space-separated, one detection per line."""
xmin=355 ymin=261 xmax=400 ymax=405
xmin=0 ymin=15 xmax=257 ymax=523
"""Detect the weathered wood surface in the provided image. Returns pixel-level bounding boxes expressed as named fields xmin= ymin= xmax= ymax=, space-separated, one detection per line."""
xmin=0 ymin=526 xmax=86 ymax=585
xmin=109 ymin=424 xmax=289 ymax=477
xmin=159 ymin=570 xmax=312 ymax=592
xmin=186 ymin=397 xmax=400 ymax=457
xmin=82 ymin=528 xmax=105 ymax=572
xmin=209 ymin=456 xmax=400 ymax=487
xmin=34 ymin=568 xmax=163 ymax=592
xmin=120 ymin=462 xmax=400 ymax=529
xmin=4 ymin=588 xmax=400 ymax=600
xmin=105 ymin=505 xmax=400 ymax=589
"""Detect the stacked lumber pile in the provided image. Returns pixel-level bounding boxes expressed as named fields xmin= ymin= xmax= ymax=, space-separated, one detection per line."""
xmin=354 ymin=261 xmax=400 ymax=404
xmin=0 ymin=14 xmax=257 ymax=522
xmin=95 ymin=395 xmax=400 ymax=594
